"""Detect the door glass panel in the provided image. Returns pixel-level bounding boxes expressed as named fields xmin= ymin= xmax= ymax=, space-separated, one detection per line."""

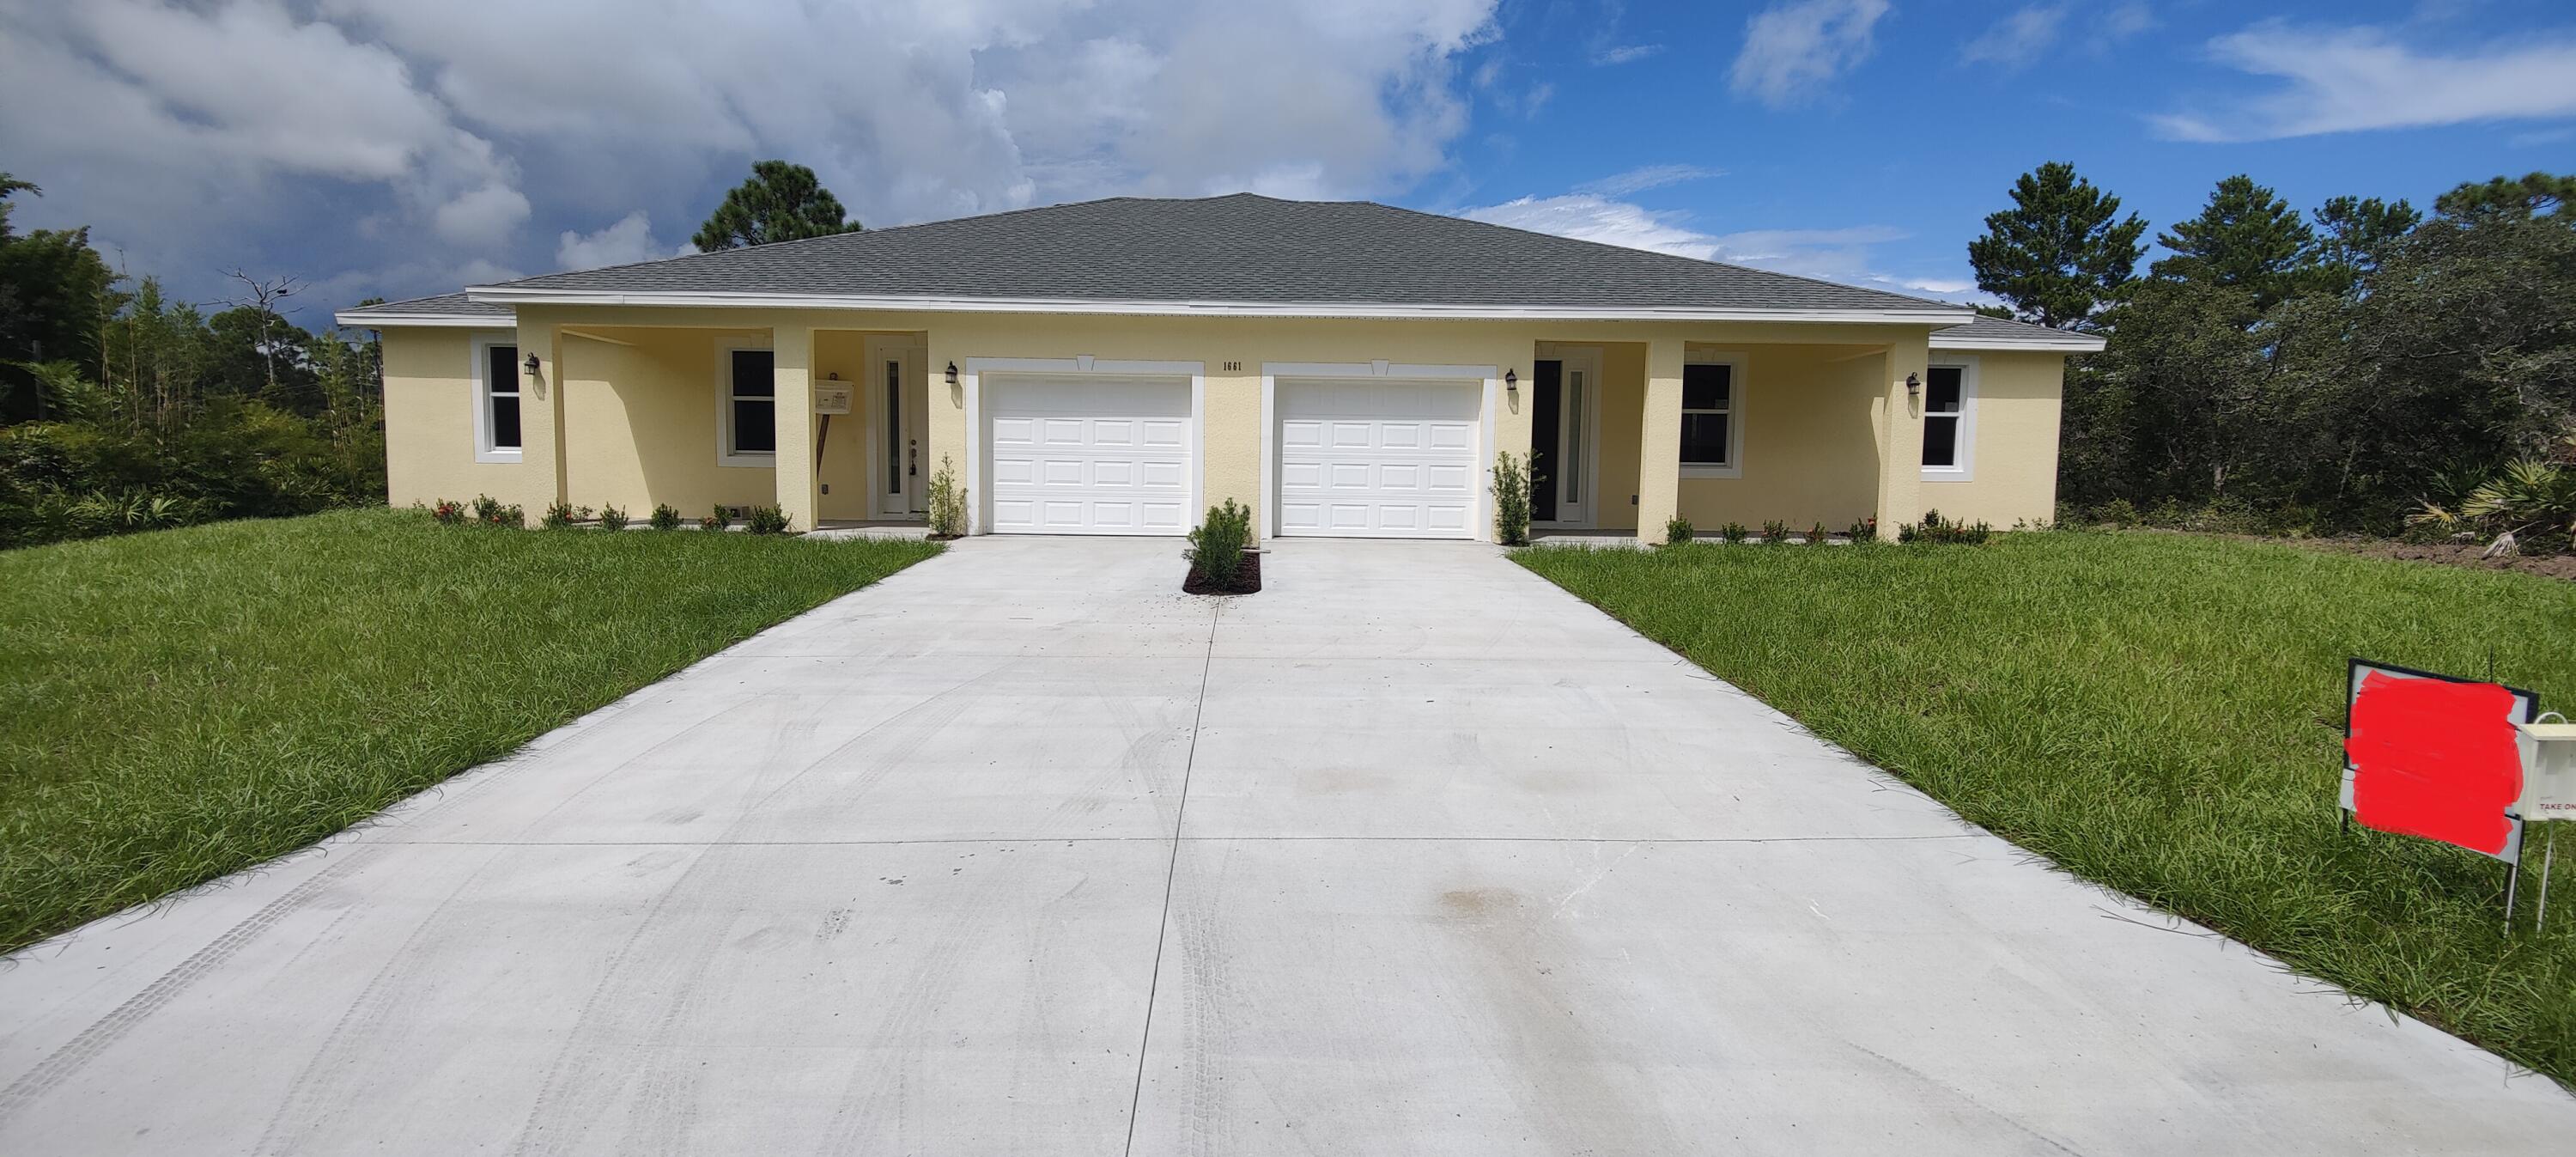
xmin=1564 ymin=370 xmax=1584 ymax=502
xmin=884 ymin=360 xmax=902 ymax=492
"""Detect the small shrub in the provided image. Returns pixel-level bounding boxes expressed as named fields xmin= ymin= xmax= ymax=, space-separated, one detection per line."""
xmin=1807 ymin=521 xmax=1829 ymax=545
xmin=597 ymin=504 xmax=629 ymax=532
xmin=2145 ymin=497 xmax=2187 ymax=527
xmin=705 ymin=503 xmax=732 ymax=531
xmin=1718 ymin=521 xmax=1748 ymax=544
xmin=2096 ymin=498 xmax=2141 ymax=527
xmin=1492 ymin=451 xmax=1534 ymax=546
xmin=1898 ymin=508 xmax=1993 ymax=545
xmin=1759 ymin=520 xmax=1789 ymax=545
xmin=431 ymin=499 xmax=466 ymax=527
xmin=1187 ymin=499 xmax=1255 ymax=588
xmin=1662 ymin=515 xmax=1694 ymax=546
xmin=540 ymin=501 xmax=577 ymax=530
xmin=745 ymin=505 xmax=790 ymax=535
xmin=1847 ymin=516 xmax=1875 ymax=543
xmin=471 ymin=494 xmax=512 ymax=527
xmin=927 ymin=454 xmax=968 ymax=538
xmin=649 ymin=502 xmax=682 ymax=531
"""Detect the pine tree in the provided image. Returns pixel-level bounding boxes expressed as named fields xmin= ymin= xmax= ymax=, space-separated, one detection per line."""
xmin=691 ymin=161 xmax=864 ymax=251
xmin=2150 ymin=175 xmax=2317 ymax=313
xmin=1965 ymin=162 xmax=2147 ymax=331
xmin=2309 ymin=196 xmax=2421 ymax=297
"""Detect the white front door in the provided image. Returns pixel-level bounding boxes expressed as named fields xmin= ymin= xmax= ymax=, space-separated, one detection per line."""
xmin=985 ymin=375 xmax=1193 ymax=535
xmin=1273 ymin=378 xmax=1480 ymax=539
xmin=867 ymin=338 xmax=924 ymax=517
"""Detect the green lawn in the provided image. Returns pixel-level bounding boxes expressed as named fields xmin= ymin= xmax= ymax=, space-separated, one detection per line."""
xmin=0 ymin=509 xmax=939 ymax=953
xmin=1516 ymin=531 xmax=2576 ymax=1085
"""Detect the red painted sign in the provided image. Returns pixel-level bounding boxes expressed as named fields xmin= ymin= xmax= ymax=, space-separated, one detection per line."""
xmin=2344 ymin=671 xmax=2524 ymax=856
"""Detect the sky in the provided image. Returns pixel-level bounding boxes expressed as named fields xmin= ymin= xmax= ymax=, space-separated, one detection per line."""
xmin=2 ymin=0 xmax=2573 ymax=324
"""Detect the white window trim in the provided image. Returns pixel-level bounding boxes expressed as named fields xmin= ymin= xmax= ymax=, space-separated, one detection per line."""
xmin=715 ymin=338 xmax=776 ymax=467
xmin=1257 ymin=361 xmax=1499 ymax=545
xmin=470 ymin=332 xmax=523 ymax=464
xmin=961 ymin=356 xmax=1206 ymax=537
xmin=1922 ymin=356 xmax=1978 ymax=483
xmin=1679 ymin=352 xmax=1746 ymax=480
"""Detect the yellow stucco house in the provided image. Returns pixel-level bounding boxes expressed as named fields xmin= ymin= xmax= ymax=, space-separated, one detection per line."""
xmin=337 ymin=194 xmax=2101 ymax=544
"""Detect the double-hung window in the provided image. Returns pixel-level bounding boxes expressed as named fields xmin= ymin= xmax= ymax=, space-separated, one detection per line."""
xmin=722 ymin=347 xmax=777 ymax=464
xmin=1921 ymin=362 xmax=1974 ymax=479
xmin=475 ymin=340 xmax=522 ymax=463
xmin=1680 ymin=360 xmax=1741 ymax=477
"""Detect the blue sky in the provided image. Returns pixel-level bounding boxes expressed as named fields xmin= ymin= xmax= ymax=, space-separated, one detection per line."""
xmin=3 ymin=0 xmax=2572 ymax=320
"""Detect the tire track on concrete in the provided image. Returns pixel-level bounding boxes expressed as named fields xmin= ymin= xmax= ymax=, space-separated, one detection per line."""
xmin=253 ymin=845 xmax=513 ymax=1154
xmin=0 ymin=848 xmax=376 ymax=1123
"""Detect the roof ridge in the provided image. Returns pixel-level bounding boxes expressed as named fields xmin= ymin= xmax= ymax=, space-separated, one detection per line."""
xmin=477 ymin=194 xmax=1157 ymax=289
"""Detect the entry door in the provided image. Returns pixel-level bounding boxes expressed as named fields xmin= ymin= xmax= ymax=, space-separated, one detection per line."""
xmin=1533 ymin=349 xmax=1601 ymax=527
xmin=869 ymin=338 xmax=924 ymax=517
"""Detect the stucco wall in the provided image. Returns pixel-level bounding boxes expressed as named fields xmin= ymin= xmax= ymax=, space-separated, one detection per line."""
xmin=1912 ymin=349 xmax=2065 ymax=529
xmin=374 ymin=307 xmax=2065 ymax=539
xmin=381 ymin=326 xmax=527 ymax=515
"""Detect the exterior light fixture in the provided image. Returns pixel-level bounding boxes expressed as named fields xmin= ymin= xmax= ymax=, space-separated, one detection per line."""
xmin=1504 ymin=368 xmax=1517 ymax=401
xmin=945 ymin=361 xmax=960 ymax=387
xmin=1905 ymin=372 xmax=1921 ymax=399
xmin=522 ymin=352 xmax=541 ymax=377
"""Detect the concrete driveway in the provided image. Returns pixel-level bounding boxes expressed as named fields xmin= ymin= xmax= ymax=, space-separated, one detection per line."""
xmin=5 ymin=537 xmax=2573 ymax=1154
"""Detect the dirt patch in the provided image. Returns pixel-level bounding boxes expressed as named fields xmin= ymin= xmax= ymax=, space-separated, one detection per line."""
xmin=2281 ymin=537 xmax=2576 ymax=581
xmin=1182 ymin=550 xmax=1261 ymax=595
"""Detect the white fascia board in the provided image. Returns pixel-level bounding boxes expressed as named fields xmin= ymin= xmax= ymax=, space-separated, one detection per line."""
xmin=464 ymin=286 xmax=1976 ymax=326
xmin=1929 ymin=332 xmax=2106 ymax=352
xmin=332 ymin=311 xmax=511 ymax=328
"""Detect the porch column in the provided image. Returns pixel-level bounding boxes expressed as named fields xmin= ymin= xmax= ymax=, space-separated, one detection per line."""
xmin=773 ymin=322 xmax=821 ymax=531
xmin=1871 ymin=332 xmax=1930 ymax=538
xmin=514 ymin=314 xmax=567 ymax=522
xmin=1636 ymin=337 xmax=1685 ymax=545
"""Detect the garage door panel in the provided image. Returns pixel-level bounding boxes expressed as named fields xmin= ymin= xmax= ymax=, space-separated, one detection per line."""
xmin=1275 ymin=378 xmax=1480 ymax=540
xmin=987 ymin=375 xmax=1193 ymax=536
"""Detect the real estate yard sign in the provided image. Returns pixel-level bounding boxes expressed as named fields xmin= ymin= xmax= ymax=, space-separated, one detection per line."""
xmin=2339 ymin=659 xmax=2536 ymax=864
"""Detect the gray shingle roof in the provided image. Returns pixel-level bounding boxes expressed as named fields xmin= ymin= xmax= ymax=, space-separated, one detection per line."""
xmin=459 ymin=194 xmax=1964 ymax=318
xmin=338 ymin=292 xmax=512 ymax=322
xmin=1927 ymin=314 xmax=2105 ymax=350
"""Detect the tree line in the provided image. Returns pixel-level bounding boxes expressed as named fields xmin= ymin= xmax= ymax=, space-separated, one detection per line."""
xmin=1968 ymin=164 xmax=2576 ymax=550
xmin=0 ymin=160 xmax=864 ymax=549
xmin=0 ymin=173 xmax=389 ymax=547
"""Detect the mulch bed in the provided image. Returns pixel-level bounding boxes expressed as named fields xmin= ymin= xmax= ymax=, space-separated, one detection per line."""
xmin=1182 ymin=550 xmax=1262 ymax=595
xmin=2279 ymin=537 xmax=2576 ymax=581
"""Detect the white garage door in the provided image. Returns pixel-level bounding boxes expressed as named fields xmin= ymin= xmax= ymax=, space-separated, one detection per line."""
xmin=1276 ymin=379 xmax=1481 ymax=539
xmin=986 ymin=375 xmax=1193 ymax=535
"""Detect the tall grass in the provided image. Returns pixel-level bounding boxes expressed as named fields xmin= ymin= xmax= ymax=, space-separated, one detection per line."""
xmin=1517 ymin=531 xmax=2576 ymax=1085
xmin=0 ymin=508 xmax=939 ymax=952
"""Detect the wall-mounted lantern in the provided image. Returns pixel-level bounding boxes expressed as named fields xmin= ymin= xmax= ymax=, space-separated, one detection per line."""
xmin=1504 ymin=368 xmax=1517 ymax=403
xmin=945 ymin=361 xmax=960 ymax=387
xmin=1905 ymin=372 xmax=1921 ymax=399
xmin=522 ymin=352 xmax=541 ymax=378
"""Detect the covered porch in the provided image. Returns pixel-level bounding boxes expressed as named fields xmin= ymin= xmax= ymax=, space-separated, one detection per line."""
xmin=516 ymin=320 xmax=932 ymax=531
xmin=1521 ymin=332 xmax=1945 ymax=545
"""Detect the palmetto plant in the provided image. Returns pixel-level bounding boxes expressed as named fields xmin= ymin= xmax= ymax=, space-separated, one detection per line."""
xmin=2411 ymin=435 xmax=2576 ymax=548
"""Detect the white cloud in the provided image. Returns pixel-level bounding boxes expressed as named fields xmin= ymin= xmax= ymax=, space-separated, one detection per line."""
xmin=2152 ymin=21 xmax=2576 ymax=142
xmin=1576 ymin=164 xmax=1722 ymax=197
xmin=556 ymin=211 xmax=681 ymax=271
xmin=1728 ymin=0 xmax=1890 ymax=108
xmin=1594 ymin=44 xmax=1662 ymax=64
xmin=0 ymin=0 xmax=1504 ymax=305
xmin=1961 ymin=6 xmax=2067 ymax=70
xmin=1466 ymin=194 xmax=1730 ymax=259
